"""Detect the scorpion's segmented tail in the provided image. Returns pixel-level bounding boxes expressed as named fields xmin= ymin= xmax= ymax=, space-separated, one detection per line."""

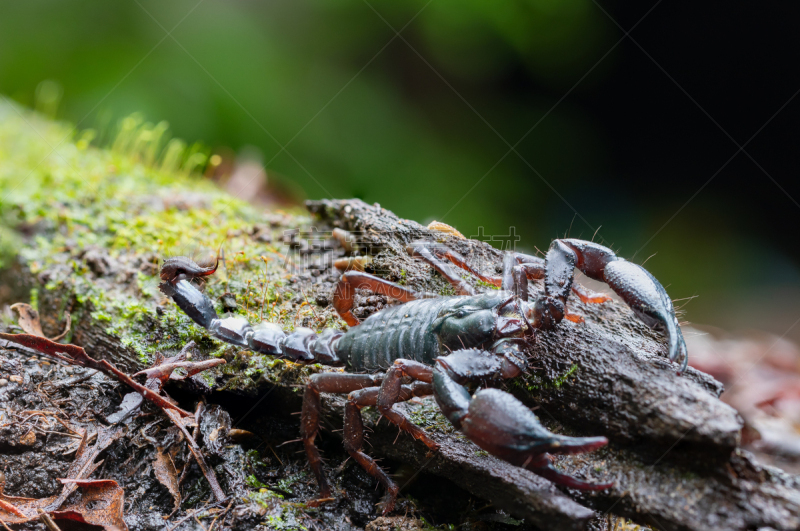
xmin=160 ymin=280 xmax=343 ymax=365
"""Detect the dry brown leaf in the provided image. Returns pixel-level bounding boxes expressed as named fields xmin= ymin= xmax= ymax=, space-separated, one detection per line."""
xmin=9 ymin=303 xmax=71 ymax=341
xmin=0 ymin=427 xmax=124 ymax=526
xmin=9 ymin=303 xmax=44 ymax=337
xmin=163 ymin=408 xmax=226 ymax=501
xmin=153 ymin=447 xmax=181 ymax=511
xmin=0 ymin=498 xmax=26 ymax=518
xmin=52 ymin=479 xmax=127 ymax=531
xmin=18 ymin=430 xmax=36 ymax=447
xmin=0 ymin=493 xmax=54 ymax=523
xmin=49 ymin=312 xmax=72 ymax=342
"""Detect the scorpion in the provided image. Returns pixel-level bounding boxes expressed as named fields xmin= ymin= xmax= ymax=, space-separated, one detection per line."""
xmin=159 ymin=235 xmax=688 ymax=512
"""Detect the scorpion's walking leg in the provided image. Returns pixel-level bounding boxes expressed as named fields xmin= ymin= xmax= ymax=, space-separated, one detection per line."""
xmin=301 ymin=373 xmax=382 ymax=498
xmin=500 ymin=251 xmax=612 ymax=305
xmin=333 ymin=271 xmax=425 ymax=326
xmin=408 ymin=241 xmax=499 ymax=291
xmin=431 ymin=348 xmax=612 ymax=489
xmin=375 ymin=360 xmax=440 ymax=451
xmin=344 ymin=381 xmax=433 ymax=513
xmin=407 ymin=241 xmax=611 ymax=305
xmin=537 ymin=239 xmax=688 ymax=370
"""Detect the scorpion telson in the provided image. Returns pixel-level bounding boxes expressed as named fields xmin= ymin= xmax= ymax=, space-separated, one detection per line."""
xmin=159 ymin=235 xmax=688 ymax=513
xmin=160 ymin=247 xmax=222 ymax=284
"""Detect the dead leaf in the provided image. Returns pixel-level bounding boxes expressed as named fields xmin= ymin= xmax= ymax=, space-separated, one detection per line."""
xmin=9 ymin=303 xmax=44 ymax=337
xmin=52 ymin=479 xmax=127 ymax=531
xmin=49 ymin=312 xmax=72 ymax=342
xmin=0 ymin=427 xmax=125 ymax=527
xmin=0 ymin=334 xmax=228 ymax=508
xmin=153 ymin=447 xmax=181 ymax=511
xmin=0 ymin=498 xmax=25 ymax=518
xmin=9 ymin=303 xmax=71 ymax=341
xmin=18 ymin=430 xmax=36 ymax=447
xmin=164 ymin=408 xmax=226 ymax=502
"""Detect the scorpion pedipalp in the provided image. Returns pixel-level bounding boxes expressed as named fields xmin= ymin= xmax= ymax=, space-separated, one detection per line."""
xmin=459 ymin=388 xmax=611 ymax=489
xmin=430 ymin=348 xmax=612 ymax=491
xmin=546 ymin=239 xmax=689 ymax=372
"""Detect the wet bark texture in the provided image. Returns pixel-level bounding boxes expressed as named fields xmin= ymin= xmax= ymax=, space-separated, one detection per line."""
xmin=12 ymin=198 xmax=800 ymax=530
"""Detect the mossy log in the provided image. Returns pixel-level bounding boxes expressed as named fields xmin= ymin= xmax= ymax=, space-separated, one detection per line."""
xmin=2 ymin=102 xmax=799 ymax=531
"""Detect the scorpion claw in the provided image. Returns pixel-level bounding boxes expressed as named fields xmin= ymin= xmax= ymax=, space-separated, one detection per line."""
xmin=533 ymin=461 xmax=614 ymax=491
xmin=679 ymin=332 xmax=689 ymax=374
xmin=602 ymin=260 xmax=687 ymax=370
xmin=458 ymin=389 xmax=611 ymax=490
xmin=539 ymin=435 xmax=609 ymax=456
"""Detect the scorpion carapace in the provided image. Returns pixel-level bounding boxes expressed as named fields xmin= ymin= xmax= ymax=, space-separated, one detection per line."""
xmin=159 ymin=235 xmax=688 ymax=513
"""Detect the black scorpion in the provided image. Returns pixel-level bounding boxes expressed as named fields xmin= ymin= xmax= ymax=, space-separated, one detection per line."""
xmin=159 ymin=236 xmax=688 ymax=512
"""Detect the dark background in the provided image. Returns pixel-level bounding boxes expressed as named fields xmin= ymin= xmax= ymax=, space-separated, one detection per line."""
xmin=2 ymin=1 xmax=799 ymax=338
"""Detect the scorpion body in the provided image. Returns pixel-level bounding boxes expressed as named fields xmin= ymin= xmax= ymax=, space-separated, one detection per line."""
xmin=159 ymin=236 xmax=688 ymax=513
xmin=160 ymin=283 xmax=511 ymax=371
xmin=338 ymin=293 xmax=508 ymax=370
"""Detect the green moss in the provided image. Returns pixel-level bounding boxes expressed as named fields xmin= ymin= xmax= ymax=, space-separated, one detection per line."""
xmin=244 ymin=478 xmax=310 ymax=531
xmin=29 ymin=287 xmax=39 ymax=312
xmin=552 ymin=363 xmax=579 ymax=388
xmin=408 ymin=399 xmax=456 ymax=434
xmin=275 ymin=471 xmax=308 ymax=496
xmin=0 ymin=104 xmax=272 ymax=272
xmin=263 ymin=514 xmax=307 ymax=531
xmin=438 ymin=283 xmax=457 ymax=297
xmin=475 ymin=279 xmax=500 ymax=290
xmin=0 ymin=102 xmax=351 ymax=394
xmin=520 ymin=363 xmax=580 ymax=393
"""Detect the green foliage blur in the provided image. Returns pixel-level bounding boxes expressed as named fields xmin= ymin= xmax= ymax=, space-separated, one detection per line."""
xmin=2 ymin=0 xmax=799 ymax=336
xmin=0 ymin=1 xmax=612 ymax=231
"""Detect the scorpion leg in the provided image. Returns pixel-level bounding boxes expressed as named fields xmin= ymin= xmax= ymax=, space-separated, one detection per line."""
xmin=432 ymin=349 xmax=612 ymax=490
xmin=376 ymin=360 xmax=439 ymax=451
xmin=333 ymin=271 xmax=424 ymax=326
xmin=301 ymin=373 xmax=382 ymax=499
xmin=407 ymin=241 xmax=608 ymax=305
xmin=538 ymin=239 xmax=688 ymax=370
xmin=407 ymin=241 xmax=478 ymax=295
xmin=345 ymin=381 xmax=433 ymax=514
xmin=501 ymin=252 xmax=611 ymax=309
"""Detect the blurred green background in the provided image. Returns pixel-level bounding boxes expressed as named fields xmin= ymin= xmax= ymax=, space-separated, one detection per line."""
xmin=2 ymin=0 xmax=799 ymax=338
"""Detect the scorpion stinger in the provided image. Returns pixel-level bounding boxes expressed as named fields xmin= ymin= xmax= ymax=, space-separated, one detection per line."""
xmin=161 ymin=240 xmax=225 ymax=285
xmin=159 ymin=230 xmax=688 ymax=514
